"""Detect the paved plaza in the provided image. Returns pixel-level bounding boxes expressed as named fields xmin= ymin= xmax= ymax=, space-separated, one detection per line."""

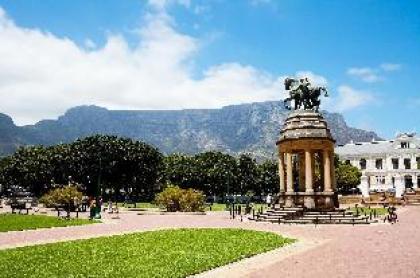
xmin=0 ymin=207 xmax=419 ymax=278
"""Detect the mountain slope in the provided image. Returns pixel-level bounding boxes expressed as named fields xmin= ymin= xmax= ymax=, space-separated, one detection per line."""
xmin=0 ymin=101 xmax=381 ymax=157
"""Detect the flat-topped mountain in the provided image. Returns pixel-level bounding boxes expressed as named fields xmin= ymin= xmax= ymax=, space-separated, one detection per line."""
xmin=0 ymin=101 xmax=381 ymax=158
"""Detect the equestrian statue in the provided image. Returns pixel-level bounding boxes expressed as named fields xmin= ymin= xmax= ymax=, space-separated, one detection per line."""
xmin=283 ymin=77 xmax=328 ymax=112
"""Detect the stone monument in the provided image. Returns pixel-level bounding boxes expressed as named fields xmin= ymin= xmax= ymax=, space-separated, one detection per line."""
xmin=277 ymin=77 xmax=337 ymax=210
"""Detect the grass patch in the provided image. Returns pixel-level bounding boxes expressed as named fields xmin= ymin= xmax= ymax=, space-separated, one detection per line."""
xmin=0 ymin=214 xmax=97 ymax=233
xmin=0 ymin=228 xmax=294 ymax=278
xmin=348 ymin=207 xmax=388 ymax=216
xmin=207 ymin=203 xmax=267 ymax=212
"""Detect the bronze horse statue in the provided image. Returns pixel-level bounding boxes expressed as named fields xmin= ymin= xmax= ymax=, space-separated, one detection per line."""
xmin=283 ymin=77 xmax=328 ymax=112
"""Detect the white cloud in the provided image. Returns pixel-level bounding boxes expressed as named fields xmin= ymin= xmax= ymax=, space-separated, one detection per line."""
xmin=0 ymin=5 xmax=298 ymax=125
xmin=295 ymin=71 xmax=328 ymax=87
xmin=380 ymin=63 xmax=401 ymax=72
xmin=347 ymin=67 xmax=381 ymax=83
xmin=325 ymin=85 xmax=375 ymax=112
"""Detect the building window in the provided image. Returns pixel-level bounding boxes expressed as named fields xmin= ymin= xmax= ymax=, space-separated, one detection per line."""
xmin=376 ymin=176 xmax=385 ymax=185
xmin=375 ymin=159 xmax=383 ymax=170
xmin=360 ymin=159 xmax=366 ymax=170
xmin=401 ymin=142 xmax=409 ymax=149
xmin=404 ymin=158 xmax=411 ymax=170
xmin=392 ymin=158 xmax=399 ymax=170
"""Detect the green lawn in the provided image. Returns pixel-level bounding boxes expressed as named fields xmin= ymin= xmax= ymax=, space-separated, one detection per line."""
xmin=0 ymin=228 xmax=294 ymax=278
xmin=0 ymin=214 xmax=97 ymax=233
xmin=348 ymin=207 xmax=389 ymax=216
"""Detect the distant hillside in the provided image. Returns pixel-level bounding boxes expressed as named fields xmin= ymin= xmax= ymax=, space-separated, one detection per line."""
xmin=0 ymin=101 xmax=382 ymax=158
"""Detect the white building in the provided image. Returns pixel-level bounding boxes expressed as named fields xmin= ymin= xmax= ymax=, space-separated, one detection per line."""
xmin=335 ymin=133 xmax=420 ymax=197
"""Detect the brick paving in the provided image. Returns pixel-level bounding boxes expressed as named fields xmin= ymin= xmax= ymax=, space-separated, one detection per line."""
xmin=0 ymin=207 xmax=419 ymax=277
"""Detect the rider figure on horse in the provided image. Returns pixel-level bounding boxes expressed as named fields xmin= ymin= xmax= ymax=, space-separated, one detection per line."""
xmin=283 ymin=77 xmax=328 ymax=112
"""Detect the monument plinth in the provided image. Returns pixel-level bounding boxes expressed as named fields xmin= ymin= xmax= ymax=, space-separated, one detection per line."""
xmin=278 ymin=77 xmax=337 ymax=210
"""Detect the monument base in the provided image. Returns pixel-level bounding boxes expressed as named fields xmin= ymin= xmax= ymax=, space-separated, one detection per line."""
xmin=278 ymin=191 xmax=336 ymax=211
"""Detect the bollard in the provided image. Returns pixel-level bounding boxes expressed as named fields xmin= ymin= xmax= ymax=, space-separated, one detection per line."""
xmin=232 ymin=204 xmax=235 ymax=219
xmin=370 ymin=211 xmax=372 ymax=220
xmin=240 ymin=215 xmax=243 ymax=222
xmin=352 ymin=218 xmax=355 ymax=226
xmin=252 ymin=209 xmax=255 ymax=219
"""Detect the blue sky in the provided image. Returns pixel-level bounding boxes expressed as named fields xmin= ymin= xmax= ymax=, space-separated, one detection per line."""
xmin=0 ymin=0 xmax=419 ymax=138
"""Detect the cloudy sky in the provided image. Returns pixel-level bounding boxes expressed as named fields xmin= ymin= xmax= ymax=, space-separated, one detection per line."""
xmin=0 ymin=0 xmax=419 ymax=138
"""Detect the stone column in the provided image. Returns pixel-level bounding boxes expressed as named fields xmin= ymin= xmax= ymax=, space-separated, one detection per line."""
xmin=285 ymin=152 xmax=294 ymax=207
xmin=319 ymin=152 xmax=324 ymax=191
xmin=278 ymin=152 xmax=285 ymax=193
xmin=323 ymin=150 xmax=332 ymax=192
xmin=305 ymin=150 xmax=314 ymax=193
xmin=359 ymin=175 xmax=370 ymax=197
xmin=304 ymin=149 xmax=315 ymax=209
xmin=412 ymin=174 xmax=418 ymax=189
xmin=286 ymin=152 xmax=293 ymax=192
xmin=330 ymin=152 xmax=336 ymax=191
xmin=395 ymin=175 xmax=404 ymax=198
xmin=411 ymin=156 xmax=417 ymax=170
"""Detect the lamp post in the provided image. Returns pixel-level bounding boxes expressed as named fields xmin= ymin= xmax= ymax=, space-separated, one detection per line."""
xmin=95 ymin=157 xmax=102 ymax=219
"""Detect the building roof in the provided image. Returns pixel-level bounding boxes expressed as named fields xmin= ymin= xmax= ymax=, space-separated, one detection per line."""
xmin=335 ymin=133 xmax=420 ymax=156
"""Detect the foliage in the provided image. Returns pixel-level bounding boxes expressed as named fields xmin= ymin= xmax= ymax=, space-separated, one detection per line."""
xmin=0 ymin=228 xmax=295 ymax=278
xmin=0 ymin=135 xmax=163 ymax=199
xmin=39 ymin=185 xmax=82 ymax=208
xmin=0 ymin=214 xmax=96 ymax=233
xmin=335 ymin=159 xmax=362 ymax=194
xmin=256 ymin=160 xmax=279 ymax=195
xmin=237 ymin=154 xmax=259 ymax=195
xmin=164 ymin=152 xmax=279 ymax=198
xmin=348 ymin=206 xmax=388 ymax=216
xmin=155 ymin=185 xmax=205 ymax=212
xmin=179 ymin=188 xmax=206 ymax=212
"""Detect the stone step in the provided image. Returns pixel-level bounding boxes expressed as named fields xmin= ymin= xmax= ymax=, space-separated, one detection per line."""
xmin=300 ymin=216 xmax=369 ymax=222
xmin=281 ymin=219 xmax=371 ymax=225
xmin=265 ymin=210 xmax=299 ymax=215
xmin=304 ymin=211 xmax=353 ymax=216
xmin=271 ymin=207 xmax=304 ymax=211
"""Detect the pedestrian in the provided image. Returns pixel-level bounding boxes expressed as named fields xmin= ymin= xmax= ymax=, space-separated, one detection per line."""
xmin=89 ymin=199 xmax=96 ymax=220
xmin=108 ymin=200 xmax=113 ymax=213
xmin=266 ymin=193 xmax=272 ymax=208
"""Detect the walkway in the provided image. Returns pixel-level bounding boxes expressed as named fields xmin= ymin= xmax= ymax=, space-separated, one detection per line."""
xmin=0 ymin=207 xmax=419 ymax=278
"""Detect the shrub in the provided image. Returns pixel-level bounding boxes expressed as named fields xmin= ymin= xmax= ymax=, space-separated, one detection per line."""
xmin=39 ymin=185 xmax=82 ymax=208
xmin=155 ymin=185 xmax=205 ymax=212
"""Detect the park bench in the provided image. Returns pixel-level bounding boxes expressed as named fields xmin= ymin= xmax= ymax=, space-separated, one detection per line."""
xmin=11 ymin=202 xmax=32 ymax=214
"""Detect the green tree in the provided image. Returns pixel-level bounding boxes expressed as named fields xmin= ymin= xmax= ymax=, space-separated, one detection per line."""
xmin=257 ymin=160 xmax=279 ymax=196
xmin=194 ymin=151 xmax=238 ymax=197
xmin=0 ymin=135 xmax=163 ymax=199
xmin=237 ymin=154 xmax=258 ymax=195
xmin=335 ymin=159 xmax=362 ymax=194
